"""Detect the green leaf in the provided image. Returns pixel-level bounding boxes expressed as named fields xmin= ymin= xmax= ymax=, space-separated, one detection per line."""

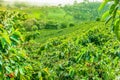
xmin=2 ymin=33 xmax=11 ymax=45
xmin=0 ymin=25 xmax=4 ymax=32
xmin=15 ymin=69 xmax=18 ymax=76
xmin=0 ymin=38 xmax=7 ymax=49
xmin=19 ymin=68 xmax=24 ymax=75
xmin=10 ymin=35 xmax=20 ymax=44
xmin=0 ymin=61 xmax=2 ymax=65
xmin=113 ymin=6 xmax=119 ymax=18
xmin=13 ymin=29 xmax=21 ymax=38
xmin=109 ymin=4 xmax=116 ymax=14
xmin=115 ymin=0 xmax=119 ymax=4
xmin=105 ymin=16 xmax=112 ymax=24
xmin=20 ymin=74 xmax=26 ymax=80
xmin=12 ymin=30 xmax=23 ymax=41
xmin=98 ymin=0 xmax=108 ymax=11
xmin=5 ymin=66 xmax=12 ymax=73
xmin=69 ymin=69 xmax=75 ymax=78
xmin=113 ymin=19 xmax=120 ymax=40
xmin=9 ymin=59 xmax=15 ymax=64
xmin=114 ymin=19 xmax=120 ymax=26
xmin=102 ymin=11 xmax=109 ymax=20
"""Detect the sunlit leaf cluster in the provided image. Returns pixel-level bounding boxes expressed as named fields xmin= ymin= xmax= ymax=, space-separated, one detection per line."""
xmin=99 ymin=0 xmax=120 ymax=40
xmin=0 ymin=10 xmax=29 ymax=80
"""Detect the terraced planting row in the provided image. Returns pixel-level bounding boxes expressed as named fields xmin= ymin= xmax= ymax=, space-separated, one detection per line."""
xmin=28 ymin=22 xmax=120 ymax=80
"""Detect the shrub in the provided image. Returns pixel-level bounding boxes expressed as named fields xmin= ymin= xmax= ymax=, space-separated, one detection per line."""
xmin=33 ymin=22 xmax=120 ymax=80
xmin=32 ymin=25 xmax=38 ymax=31
xmin=0 ymin=10 xmax=30 ymax=79
xmin=23 ymin=18 xmax=37 ymax=31
xmin=60 ymin=22 xmax=68 ymax=29
xmin=45 ymin=21 xmax=59 ymax=29
xmin=69 ymin=23 xmax=75 ymax=27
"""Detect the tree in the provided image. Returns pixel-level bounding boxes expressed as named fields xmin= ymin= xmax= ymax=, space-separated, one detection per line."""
xmin=99 ymin=0 xmax=120 ymax=40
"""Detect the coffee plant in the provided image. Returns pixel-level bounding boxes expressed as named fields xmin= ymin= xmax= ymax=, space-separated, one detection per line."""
xmin=0 ymin=10 xmax=30 ymax=80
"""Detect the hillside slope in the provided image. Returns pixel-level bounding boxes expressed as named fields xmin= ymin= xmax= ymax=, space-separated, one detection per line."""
xmin=26 ymin=22 xmax=120 ymax=80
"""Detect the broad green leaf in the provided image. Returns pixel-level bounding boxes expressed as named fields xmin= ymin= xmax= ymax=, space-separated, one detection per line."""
xmin=109 ymin=4 xmax=116 ymax=14
xmin=2 ymin=33 xmax=11 ymax=45
xmin=14 ymin=29 xmax=21 ymax=37
xmin=105 ymin=16 xmax=112 ymax=24
xmin=0 ymin=27 xmax=4 ymax=32
xmin=9 ymin=59 xmax=15 ymax=64
xmin=43 ymin=68 xmax=50 ymax=75
xmin=13 ymin=30 xmax=23 ymax=41
xmin=9 ymin=48 xmax=17 ymax=54
xmin=15 ymin=69 xmax=18 ymax=77
xmin=19 ymin=68 xmax=24 ymax=75
xmin=98 ymin=0 xmax=108 ymax=11
xmin=5 ymin=66 xmax=12 ymax=73
xmin=114 ymin=18 xmax=120 ymax=26
xmin=0 ymin=38 xmax=7 ymax=48
xmin=16 ymin=56 xmax=20 ymax=60
xmin=20 ymin=50 xmax=27 ymax=58
xmin=69 ymin=69 xmax=75 ymax=78
xmin=113 ymin=6 xmax=119 ymax=18
xmin=10 ymin=35 xmax=20 ymax=44
xmin=102 ymin=11 xmax=109 ymax=20
xmin=113 ymin=19 xmax=120 ymax=40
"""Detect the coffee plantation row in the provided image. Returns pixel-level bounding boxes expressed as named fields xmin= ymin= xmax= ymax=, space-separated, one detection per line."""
xmin=34 ymin=22 xmax=120 ymax=80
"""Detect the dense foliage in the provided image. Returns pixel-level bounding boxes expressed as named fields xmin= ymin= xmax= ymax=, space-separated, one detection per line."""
xmin=28 ymin=22 xmax=120 ymax=80
xmin=0 ymin=1 xmax=120 ymax=80
xmin=0 ymin=10 xmax=31 ymax=80
xmin=63 ymin=2 xmax=108 ymax=22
